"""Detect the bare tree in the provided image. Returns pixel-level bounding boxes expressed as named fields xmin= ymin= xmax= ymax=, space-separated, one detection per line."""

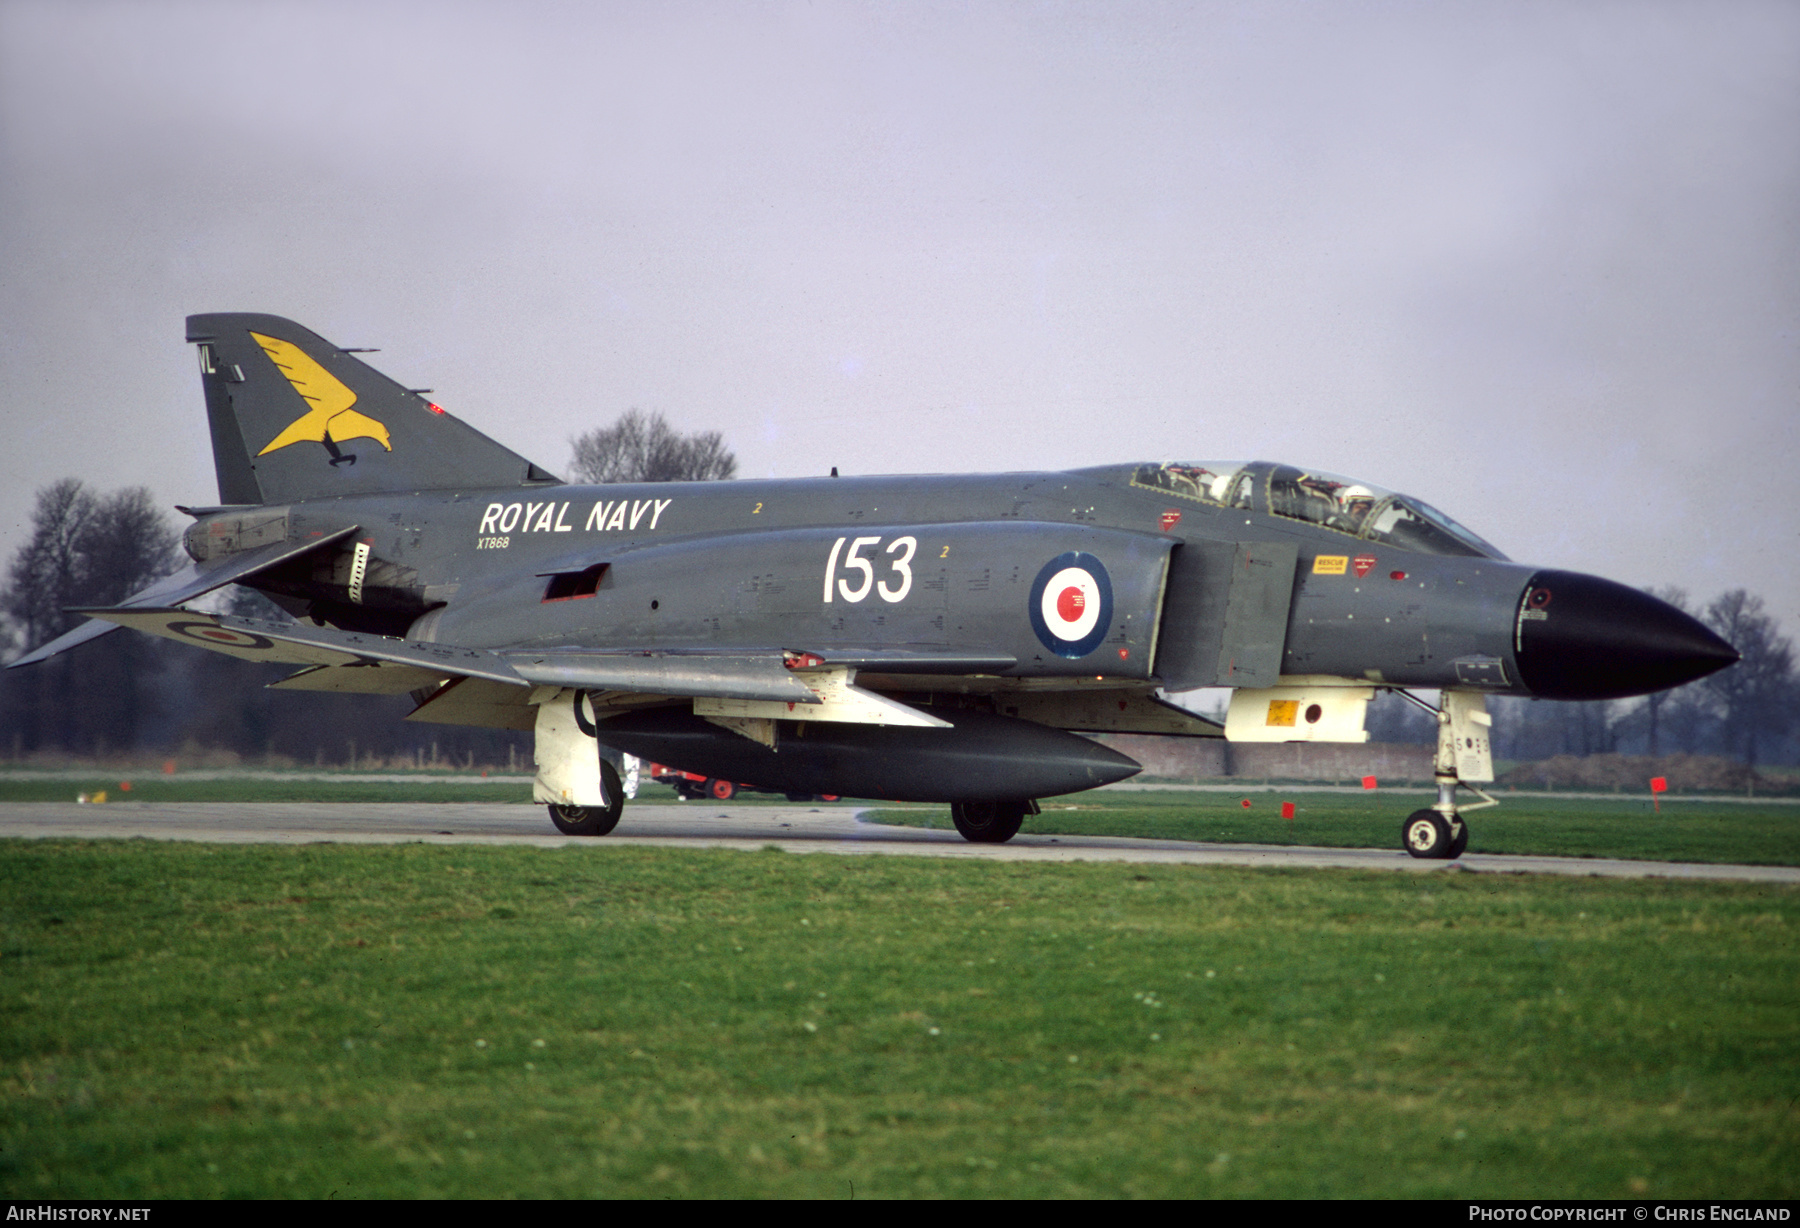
xmin=1702 ymin=590 xmax=1795 ymax=767
xmin=1 ymin=480 xmax=179 ymax=753
xmin=81 ymin=487 xmax=179 ymax=604
xmin=569 ymin=410 xmax=736 ymax=484
xmin=3 ymin=481 xmax=179 ymax=646
xmin=3 ymin=478 xmax=94 ymax=649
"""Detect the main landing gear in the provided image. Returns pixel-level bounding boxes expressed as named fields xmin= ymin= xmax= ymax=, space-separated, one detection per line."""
xmin=949 ymin=799 xmax=1039 ymax=844
xmin=548 ymin=760 xmax=624 ymax=836
xmin=1396 ymin=689 xmax=1498 ymax=861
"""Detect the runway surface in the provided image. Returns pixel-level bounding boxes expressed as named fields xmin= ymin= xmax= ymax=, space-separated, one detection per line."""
xmin=1 ymin=801 xmax=1795 ymax=882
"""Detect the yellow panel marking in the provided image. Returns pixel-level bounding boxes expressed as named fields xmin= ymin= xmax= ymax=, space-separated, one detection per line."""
xmin=1312 ymin=555 xmax=1348 ymax=575
xmin=1265 ymin=699 xmax=1299 ymax=727
xmin=251 ymin=332 xmax=392 ymax=456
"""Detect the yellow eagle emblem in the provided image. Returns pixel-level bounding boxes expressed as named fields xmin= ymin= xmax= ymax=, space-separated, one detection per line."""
xmin=251 ymin=332 xmax=392 ymax=458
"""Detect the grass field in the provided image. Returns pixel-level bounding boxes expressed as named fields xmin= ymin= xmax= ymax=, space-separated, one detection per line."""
xmin=872 ymin=789 xmax=1800 ymax=866
xmin=2 ymin=840 xmax=1796 ymax=1198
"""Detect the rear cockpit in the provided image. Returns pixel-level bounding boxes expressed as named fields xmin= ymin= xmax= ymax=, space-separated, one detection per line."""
xmin=1128 ymin=460 xmax=1507 ymax=559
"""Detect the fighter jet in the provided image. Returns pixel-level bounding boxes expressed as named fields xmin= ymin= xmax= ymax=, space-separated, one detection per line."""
xmin=9 ymin=313 xmax=1739 ymax=858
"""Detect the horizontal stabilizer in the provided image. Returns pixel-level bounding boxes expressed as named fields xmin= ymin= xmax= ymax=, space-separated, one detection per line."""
xmin=6 ymin=526 xmax=359 ymax=669
xmin=6 ymin=619 xmax=121 ymax=670
xmin=501 ymin=650 xmax=820 ymax=704
xmin=61 ymin=608 xmax=528 ymax=686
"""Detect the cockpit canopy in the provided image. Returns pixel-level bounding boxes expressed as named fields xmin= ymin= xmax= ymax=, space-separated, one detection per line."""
xmin=1131 ymin=461 xmax=1507 ymax=559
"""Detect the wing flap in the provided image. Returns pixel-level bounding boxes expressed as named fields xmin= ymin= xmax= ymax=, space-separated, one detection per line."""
xmin=269 ymin=662 xmax=452 ymax=694
xmin=405 ymin=677 xmax=538 ymax=730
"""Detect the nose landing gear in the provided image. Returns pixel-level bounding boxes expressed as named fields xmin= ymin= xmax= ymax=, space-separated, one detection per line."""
xmin=1397 ymin=690 xmax=1497 ymax=860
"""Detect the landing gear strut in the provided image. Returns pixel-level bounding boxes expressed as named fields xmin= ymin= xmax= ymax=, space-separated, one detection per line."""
xmin=1397 ymin=690 xmax=1496 ymax=860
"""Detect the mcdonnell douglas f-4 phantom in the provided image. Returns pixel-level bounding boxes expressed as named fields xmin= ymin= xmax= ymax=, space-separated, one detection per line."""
xmin=11 ymin=314 xmax=1739 ymax=857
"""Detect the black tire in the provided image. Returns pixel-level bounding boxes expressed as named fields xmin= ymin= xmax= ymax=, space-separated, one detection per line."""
xmin=1402 ymin=809 xmax=1452 ymax=859
xmin=547 ymin=761 xmax=624 ymax=836
xmin=951 ymin=800 xmax=1028 ymax=844
xmin=1447 ymin=819 xmax=1469 ymax=859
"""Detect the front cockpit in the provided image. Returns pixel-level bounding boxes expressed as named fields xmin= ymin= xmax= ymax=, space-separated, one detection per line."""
xmin=1130 ymin=461 xmax=1507 ymax=559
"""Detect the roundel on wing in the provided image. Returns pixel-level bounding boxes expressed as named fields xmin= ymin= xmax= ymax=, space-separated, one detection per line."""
xmin=1028 ymin=552 xmax=1113 ymax=659
xmin=169 ymin=620 xmax=275 ymax=651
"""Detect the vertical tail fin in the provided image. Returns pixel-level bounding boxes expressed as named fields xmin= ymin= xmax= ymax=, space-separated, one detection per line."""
xmin=185 ymin=313 xmax=561 ymax=504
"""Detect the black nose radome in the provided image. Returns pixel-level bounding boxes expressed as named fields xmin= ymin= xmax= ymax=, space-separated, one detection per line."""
xmin=1513 ymin=570 xmax=1739 ymax=700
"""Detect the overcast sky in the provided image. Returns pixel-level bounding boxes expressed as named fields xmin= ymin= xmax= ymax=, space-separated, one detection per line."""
xmin=2 ymin=0 xmax=1796 ymax=636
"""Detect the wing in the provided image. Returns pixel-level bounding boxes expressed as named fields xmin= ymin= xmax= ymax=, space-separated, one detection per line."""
xmin=37 ymin=602 xmax=1215 ymax=739
xmin=42 ymin=607 xmax=853 ymax=730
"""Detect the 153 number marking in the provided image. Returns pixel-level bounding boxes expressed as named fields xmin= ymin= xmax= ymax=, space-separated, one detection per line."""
xmin=823 ymin=535 xmax=916 ymax=604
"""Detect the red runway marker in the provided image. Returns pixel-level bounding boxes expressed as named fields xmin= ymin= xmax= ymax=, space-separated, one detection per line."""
xmin=1651 ymin=775 xmax=1667 ymax=812
xmin=1362 ymin=775 xmax=1378 ymax=790
xmin=1281 ymin=801 xmax=1295 ymax=820
xmin=1240 ymin=798 xmax=1252 ymax=809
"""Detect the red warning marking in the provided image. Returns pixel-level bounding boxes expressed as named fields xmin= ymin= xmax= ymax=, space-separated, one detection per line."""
xmin=1352 ymin=554 xmax=1376 ymax=578
xmin=1159 ymin=509 xmax=1182 ymax=531
xmin=1650 ymin=776 xmax=1668 ymax=794
xmin=1281 ymin=801 xmax=1295 ymax=820
xmin=1117 ymin=647 xmax=1129 ymax=660
xmin=1056 ymin=587 xmax=1086 ymax=622
xmin=1362 ymin=775 xmax=1378 ymax=790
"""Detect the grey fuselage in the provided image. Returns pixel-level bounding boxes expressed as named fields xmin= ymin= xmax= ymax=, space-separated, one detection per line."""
xmin=195 ymin=462 xmax=1539 ymax=698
